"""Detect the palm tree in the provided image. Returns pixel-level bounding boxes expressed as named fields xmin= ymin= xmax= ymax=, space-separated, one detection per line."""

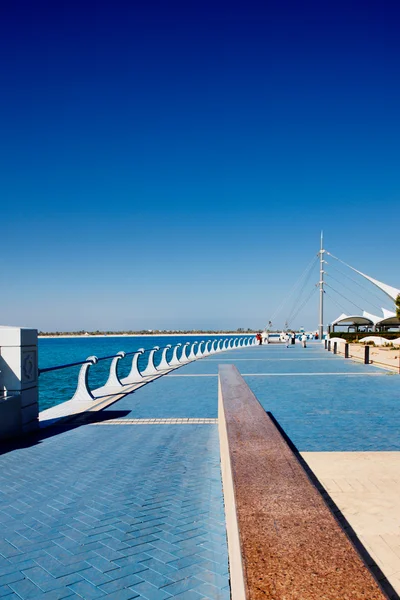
xmin=396 ymin=294 xmax=400 ymax=319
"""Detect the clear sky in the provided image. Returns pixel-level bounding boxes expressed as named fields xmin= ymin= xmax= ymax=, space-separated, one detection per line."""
xmin=2 ymin=0 xmax=399 ymax=331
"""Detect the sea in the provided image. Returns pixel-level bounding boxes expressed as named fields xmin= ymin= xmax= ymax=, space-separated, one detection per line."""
xmin=38 ymin=334 xmax=246 ymax=411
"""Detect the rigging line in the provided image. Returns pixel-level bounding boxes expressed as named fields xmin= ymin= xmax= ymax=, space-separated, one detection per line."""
xmin=287 ymin=285 xmax=318 ymax=326
xmin=324 ymin=282 xmax=364 ymax=312
xmin=269 ymin=254 xmax=318 ymax=323
xmin=325 ymin=271 xmax=383 ymax=313
xmin=326 ymin=250 xmax=398 ymax=303
xmin=270 ymin=254 xmax=318 ymax=322
xmin=287 ymin=287 xmax=317 ymax=327
xmin=324 ymin=290 xmax=350 ymax=314
xmin=285 ymin=259 xmax=319 ymax=324
xmin=326 ymin=260 xmax=391 ymax=308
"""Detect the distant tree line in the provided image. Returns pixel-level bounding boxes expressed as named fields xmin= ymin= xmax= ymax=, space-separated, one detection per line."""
xmin=38 ymin=328 xmax=258 ymax=336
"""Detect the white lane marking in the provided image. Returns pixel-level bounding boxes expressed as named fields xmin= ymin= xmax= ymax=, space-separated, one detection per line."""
xmin=168 ymin=372 xmax=388 ymax=377
xmin=202 ymin=358 xmax=334 ymax=361
xmin=91 ymin=418 xmax=217 ymax=425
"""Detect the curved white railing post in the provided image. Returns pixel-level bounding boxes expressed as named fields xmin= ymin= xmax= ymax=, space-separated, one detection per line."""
xmin=188 ymin=342 xmax=198 ymax=361
xmin=142 ymin=346 xmax=160 ymax=377
xmin=234 ymin=338 xmax=239 ymax=348
xmin=228 ymin=339 xmax=234 ymax=349
xmin=210 ymin=340 xmax=217 ymax=354
xmin=203 ymin=340 xmax=211 ymax=356
xmin=169 ymin=343 xmax=182 ymax=367
xmin=239 ymin=338 xmax=244 ymax=347
xmin=218 ymin=339 xmax=224 ymax=351
xmin=222 ymin=339 xmax=228 ymax=351
xmin=196 ymin=340 xmax=205 ymax=358
xmin=71 ymin=356 xmax=98 ymax=403
xmin=244 ymin=338 xmax=248 ymax=347
xmin=179 ymin=342 xmax=191 ymax=363
xmin=252 ymin=336 xmax=256 ymax=345
xmin=158 ymin=345 xmax=172 ymax=370
xmin=122 ymin=349 xmax=145 ymax=384
xmin=104 ymin=351 xmax=125 ymax=388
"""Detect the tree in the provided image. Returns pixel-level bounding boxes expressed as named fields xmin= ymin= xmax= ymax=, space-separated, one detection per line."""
xmin=396 ymin=294 xmax=400 ymax=319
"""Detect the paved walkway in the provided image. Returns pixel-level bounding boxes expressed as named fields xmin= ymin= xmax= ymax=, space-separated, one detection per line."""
xmin=0 ymin=341 xmax=398 ymax=599
xmin=303 ymin=451 xmax=400 ymax=596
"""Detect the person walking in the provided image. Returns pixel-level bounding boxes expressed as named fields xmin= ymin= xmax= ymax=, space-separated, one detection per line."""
xmin=301 ymin=333 xmax=307 ymax=348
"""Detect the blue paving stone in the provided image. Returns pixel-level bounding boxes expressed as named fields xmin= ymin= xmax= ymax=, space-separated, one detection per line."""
xmin=67 ymin=580 xmax=105 ymax=599
xmin=37 ymin=589 xmax=78 ymax=600
xmin=167 ymin=564 xmax=206 ymax=582
xmin=130 ymin=581 xmax=170 ymax=600
xmin=9 ymin=577 xmax=42 ymax=599
xmin=161 ymin=577 xmax=202 ymax=596
xmin=80 ymin=568 xmax=112 ymax=586
xmin=194 ymin=582 xmax=231 ymax=600
xmin=102 ymin=378 xmax=218 ymax=419
xmin=103 ymin=590 xmax=139 ymax=600
xmin=0 ymin=572 xmax=25 ymax=587
xmin=170 ymin=591 xmax=205 ymax=600
xmin=99 ymin=574 xmax=145 ymax=594
xmin=0 ymin=585 xmax=13 ymax=598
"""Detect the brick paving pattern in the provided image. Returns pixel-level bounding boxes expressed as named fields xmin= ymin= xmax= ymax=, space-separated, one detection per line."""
xmin=0 ymin=425 xmax=229 ymax=599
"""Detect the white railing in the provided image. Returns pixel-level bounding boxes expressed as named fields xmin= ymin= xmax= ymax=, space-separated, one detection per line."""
xmin=39 ymin=336 xmax=257 ymax=405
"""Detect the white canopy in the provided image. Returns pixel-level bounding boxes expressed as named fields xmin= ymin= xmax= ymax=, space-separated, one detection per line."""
xmin=346 ymin=266 xmax=400 ymax=301
xmin=331 ymin=313 xmax=373 ymax=326
xmin=362 ymin=310 xmax=381 ymax=325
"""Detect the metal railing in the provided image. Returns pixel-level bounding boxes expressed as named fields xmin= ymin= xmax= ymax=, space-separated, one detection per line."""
xmin=38 ymin=336 xmax=257 ymax=406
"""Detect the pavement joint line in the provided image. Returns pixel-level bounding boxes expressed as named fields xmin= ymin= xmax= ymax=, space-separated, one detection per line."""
xmin=90 ymin=418 xmax=218 ymax=425
xmin=168 ymin=372 xmax=389 ymax=377
xmin=203 ymin=358 xmax=334 ymax=361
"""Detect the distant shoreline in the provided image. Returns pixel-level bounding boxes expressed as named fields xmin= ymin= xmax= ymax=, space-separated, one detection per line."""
xmin=38 ymin=332 xmax=258 ymax=339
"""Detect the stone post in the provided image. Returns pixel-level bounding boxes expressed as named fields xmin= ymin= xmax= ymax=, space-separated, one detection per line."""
xmin=344 ymin=343 xmax=349 ymax=358
xmin=364 ymin=345 xmax=370 ymax=365
xmin=0 ymin=327 xmax=39 ymax=439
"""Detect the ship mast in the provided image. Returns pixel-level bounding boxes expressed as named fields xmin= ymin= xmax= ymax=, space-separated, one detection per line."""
xmin=319 ymin=231 xmax=324 ymax=339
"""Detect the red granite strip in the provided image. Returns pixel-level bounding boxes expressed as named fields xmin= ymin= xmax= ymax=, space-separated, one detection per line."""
xmin=219 ymin=364 xmax=387 ymax=600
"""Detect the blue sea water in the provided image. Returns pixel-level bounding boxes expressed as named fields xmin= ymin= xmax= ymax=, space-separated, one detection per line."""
xmin=38 ymin=334 xmax=233 ymax=411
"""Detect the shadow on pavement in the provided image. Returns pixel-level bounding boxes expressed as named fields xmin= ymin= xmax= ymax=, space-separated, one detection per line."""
xmin=268 ymin=411 xmax=400 ymax=600
xmin=0 ymin=410 xmax=131 ymax=457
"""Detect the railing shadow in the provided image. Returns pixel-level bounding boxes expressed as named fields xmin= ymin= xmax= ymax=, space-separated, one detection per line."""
xmin=0 ymin=410 xmax=132 ymax=457
xmin=267 ymin=411 xmax=400 ymax=600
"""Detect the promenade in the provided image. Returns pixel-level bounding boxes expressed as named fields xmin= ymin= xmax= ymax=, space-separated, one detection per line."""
xmin=0 ymin=343 xmax=399 ymax=599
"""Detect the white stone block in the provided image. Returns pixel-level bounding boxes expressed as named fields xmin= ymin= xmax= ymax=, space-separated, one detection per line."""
xmin=0 ymin=327 xmax=37 ymax=347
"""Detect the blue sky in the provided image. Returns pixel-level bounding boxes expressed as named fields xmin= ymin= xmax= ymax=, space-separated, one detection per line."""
xmin=1 ymin=0 xmax=399 ymax=331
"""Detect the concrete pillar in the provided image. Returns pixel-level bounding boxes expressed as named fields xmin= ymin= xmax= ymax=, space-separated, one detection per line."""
xmin=344 ymin=343 xmax=349 ymax=358
xmin=327 ymin=340 xmax=331 ymax=352
xmin=333 ymin=342 xmax=337 ymax=354
xmin=0 ymin=327 xmax=39 ymax=439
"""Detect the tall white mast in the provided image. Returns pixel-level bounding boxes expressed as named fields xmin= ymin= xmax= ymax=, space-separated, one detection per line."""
xmin=319 ymin=231 xmax=324 ymax=338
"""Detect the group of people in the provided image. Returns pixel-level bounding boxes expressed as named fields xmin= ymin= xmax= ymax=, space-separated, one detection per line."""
xmin=256 ymin=331 xmax=308 ymax=347
xmin=283 ymin=332 xmax=307 ymax=348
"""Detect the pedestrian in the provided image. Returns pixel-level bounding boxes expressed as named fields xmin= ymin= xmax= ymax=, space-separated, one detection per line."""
xmin=285 ymin=333 xmax=290 ymax=348
xmin=256 ymin=332 xmax=262 ymax=345
xmin=301 ymin=333 xmax=307 ymax=348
